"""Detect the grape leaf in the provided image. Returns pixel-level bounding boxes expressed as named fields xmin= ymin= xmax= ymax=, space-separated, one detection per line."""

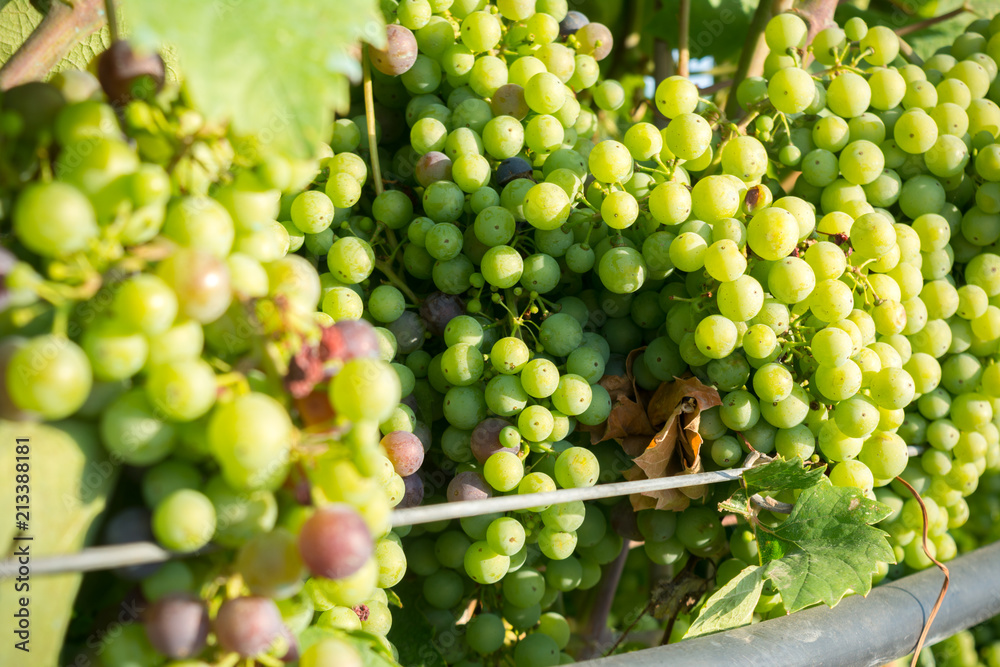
xmin=124 ymin=0 xmax=385 ymax=158
xmin=718 ymin=457 xmax=825 ymax=520
xmin=684 ymin=565 xmax=765 ymax=638
xmin=743 ymin=456 xmax=826 ymax=497
xmin=761 ymin=479 xmax=895 ymax=614
xmin=0 ymin=420 xmax=117 ymax=667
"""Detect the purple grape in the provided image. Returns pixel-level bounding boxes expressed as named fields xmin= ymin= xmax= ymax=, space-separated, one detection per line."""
xmin=496 ymin=158 xmax=534 ymax=187
xmin=298 ymin=504 xmax=373 ymax=579
xmin=388 ymin=310 xmax=426 ymax=354
xmin=369 ymin=24 xmax=419 ymax=76
xmin=447 ymin=471 xmax=492 ymax=502
xmin=415 ymin=151 xmax=453 ymax=187
xmin=102 ymin=507 xmax=161 ymax=580
xmin=420 ymin=291 xmax=465 ymax=335
xmin=332 ymin=320 xmax=380 ymax=360
xmin=470 ymin=418 xmax=517 ymax=464
xmin=559 ymin=10 xmax=589 ymax=37
xmin=144 ymin=593 xmax=209 ymax=659
xmin=401 ymin=394 xmax=419 ymax=414
xmin=399 ymin=474 xmax=425 ymax=509
xmin=214 ymin=596 xmax=284 ymax=658
xmin=413 ymin=421 xmax=432 ymax=453
xmin=381 ymin=431 xmax=425 ymax=476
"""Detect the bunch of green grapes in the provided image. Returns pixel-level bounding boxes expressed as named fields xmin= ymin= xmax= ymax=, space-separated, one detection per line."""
xmin=0 ymin=61 xmax=409 ymax=667
xmin=273 ymin=0 xmax=1000 ymax=660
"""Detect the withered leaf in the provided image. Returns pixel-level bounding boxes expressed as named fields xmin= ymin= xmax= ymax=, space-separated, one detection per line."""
xmin=628 ymin=376 xmax=721 ymax=512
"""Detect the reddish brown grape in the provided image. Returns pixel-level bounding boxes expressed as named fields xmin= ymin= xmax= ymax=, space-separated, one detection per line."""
xmin=369 ymin=25 xmax=419 ymax=76
xmin=97 ymin=40 xmax=165 ymax=103
xmin=576 ymin=23 xmax=614 ymax=61
xmin=381 ymin=430 xmax=425 ymax=476
xmin=447 ymin=471 xmax=493 ymax=502
xmin=332 ymin=320 xmax=380 ymax=360
xmin=470 ymin=417 xmax=517 ymax=464
xmin=491 ymin=84 xmax=529 ymax=120
xmin=298 ymin=504 xmax=373 ymax=579
xmin=144 ymin=593 xmax=209 ymax=659
xmin=213 ymin=596 xmax=284 ymax=657
xmin=415 ymin=151 xmax=453 ymax=187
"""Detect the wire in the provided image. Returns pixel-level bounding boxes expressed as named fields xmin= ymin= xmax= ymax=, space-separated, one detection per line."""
xmin=391 ymin=467 xmax=749 ymax=527
xmin=0 ymin=468 xmax=748 ymax=578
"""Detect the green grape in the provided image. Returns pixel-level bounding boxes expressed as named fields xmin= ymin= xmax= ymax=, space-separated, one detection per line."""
xmin=829 ymin=460 xmax=874 ymax=491
xmin=768 ymin=67 xmax=815 ymax=114
xmin=467 ymin=613 xmax=505 ymax=655
xmin=695 ymin=315 xmax=738 ymax=360
xmin=145 ymin=358 xmax=217 ymax=422
xmin=464 ymin=541 xmax=510 ymax=584
xmin=152 ymin=489 xmax=216 ymax=552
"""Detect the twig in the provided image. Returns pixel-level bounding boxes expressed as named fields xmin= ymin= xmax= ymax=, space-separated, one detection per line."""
xmin=895 ymin=476 xmax=950 ymax=667
xmin=750 ymin=493 xmax=794 ymax=514
xmin=579 ymin=541 xmax=631 ymax=660
xmin=361 ymin=54 xmax=384 ymax=196
xmin=105 ymin=0 xmax=119 ymax=43
xmin=793 ymin=0 xmax=838 ymax=67
xmin=700 ymin=79 xmax=734 ymax=95
xmin=895 ymin=5 xmax=970 ymax=37
xmin=897 ymin=38 xmax=925 ymax=67
xmin=677 ymin=0 xmax=691 ymax=78
xmin=0 ymin=0 xmax=107 ymax=90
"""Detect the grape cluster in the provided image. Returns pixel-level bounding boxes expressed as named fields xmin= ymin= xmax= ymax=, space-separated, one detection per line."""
xmin=1 ymin=66 xmax=404 ymax=666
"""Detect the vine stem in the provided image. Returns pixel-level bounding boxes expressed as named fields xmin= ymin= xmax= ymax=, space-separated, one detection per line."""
xmin=105 ymin=0 xmax=120 ymax=43
xmin=0 ymin=0 xmax=107 ymax=90
xmin=578 ymin=540 xmax=631 ymax=659
xmin=895 ymin=476 xmax=950 ymax=667
xmin=725 ymin=0 xmax=792 ymax=118
xmin=677 ymin=0 xmax=690 ymax=78
xmin=362 ymin=54 xmax=384 ymax=196
xmin=895 ymin=5 xmax=970 ymax=37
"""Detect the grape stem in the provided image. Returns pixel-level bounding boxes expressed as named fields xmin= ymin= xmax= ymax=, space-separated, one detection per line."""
xmin=677 ymin=0 xmax=691 ymax=78
xmin=374 ymin=260 xmax=421 ymax=304
xmin=0 ymin=0 xmax=107 ymax=90
xmin=578 ymin=540 xmax=631 ymax=659
xmin=104 ymin=0 xmax=119 ymax=42
xmin=895 ymin=475 xmax=950 ymax=667
xmin=361 ymin=54 xmax=384 ymax=197
xmin=895 ymin=4 xmax=971 ymax=37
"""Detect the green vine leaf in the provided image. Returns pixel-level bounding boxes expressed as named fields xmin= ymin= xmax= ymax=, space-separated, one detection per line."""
xmin=743 ymin=456 xmax=826 ymax=497
xmin=685 ymin=565 xmax=764 ymax=639
xmin=124 ymin=0 xmax=385 ymax=158
xmin=761 ymin=479 xmax=895 ymax=614
xmin=718 ymin=456 xmax=825 ymax=520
